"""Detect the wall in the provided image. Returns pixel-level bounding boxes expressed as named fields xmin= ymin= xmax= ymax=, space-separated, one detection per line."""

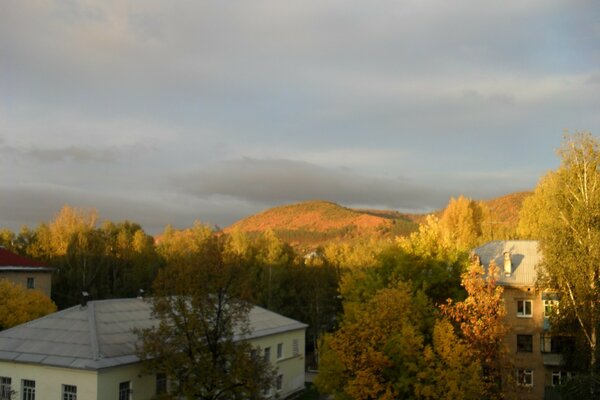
xmin=503 ymin=285 xmax=545 ymax=400
xmin=97 ymin=363 xmax=158 ymax=400
xmin=250 ymin=328 xmax=306 ymax=398
xmin=0 ymin=361 xmax=97 ymax=399
xmin=0 ymin=271 xmax=52 ymax=298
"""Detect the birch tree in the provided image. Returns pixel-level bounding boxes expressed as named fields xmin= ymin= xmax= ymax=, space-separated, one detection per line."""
xmin=519 ymin=132 xmax=600 ymax=378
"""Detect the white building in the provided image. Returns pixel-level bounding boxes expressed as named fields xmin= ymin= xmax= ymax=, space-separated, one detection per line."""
xmin=0 ymin=298 xmax=307 ymax=400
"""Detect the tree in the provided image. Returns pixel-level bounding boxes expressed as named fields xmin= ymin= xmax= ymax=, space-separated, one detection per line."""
xmin=316 ymin=283 xmax=482 ymax=400
xmin=519 ymin=132 xmax=600 ymax=382
xmin=441 ymin=258 xmax=510 ymax=399
xmin=137 ymin=229 xmax=275 ymax=400
xmin=439 ymin=195 xmax=485 ymax=252
xmin=0 ymin=279 xmax=57 ymax=330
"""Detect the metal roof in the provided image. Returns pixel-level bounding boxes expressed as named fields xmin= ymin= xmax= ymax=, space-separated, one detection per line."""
xmin=0 ymin=248 xmax=49 ymax=268
xmin=0 ymin=298 xmax=307 ymax=370
xmin=473 ymin=240 xmax=541 ymax=286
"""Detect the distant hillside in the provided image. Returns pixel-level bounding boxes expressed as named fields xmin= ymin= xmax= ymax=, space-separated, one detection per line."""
xmin=224 ymin=192 xmax=531 ymax=249
xmin=225 ymin=200 xmax=418 ymax=248
xmin=481 ymin=191 xmax=531 ymax=239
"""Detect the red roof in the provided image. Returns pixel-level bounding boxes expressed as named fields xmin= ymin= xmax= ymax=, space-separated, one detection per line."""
xmin=0 ymin=247 xmax=47 ymax=267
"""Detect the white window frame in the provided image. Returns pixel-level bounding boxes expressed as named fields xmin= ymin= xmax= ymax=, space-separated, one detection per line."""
xmin=516 ymin=369 xmax=533 ymax=387
xmin=21 ymin=380 xmax=35 ymax=400
xmin=277 ymin=343 xmax=283 ymax=360
xmin=155 ymin=373 xmax=167 ymax=395
xmin=517 ymin=300 xmax=533 ymax=318
xmin=292 ymin=339 xmax=299 ymax=356
xmin=544 ymin=300 xmax=558 ymax=317
xmin=276 ymin=374 xmax=283 ymax=391
xmin=62 ymin=384 xmax=77 ymax=400
xmin=118 ymin=381 xmax=131 ymax=400
xmin=264 ymin=347 xmax=271 ymax=362
xmin=0 ymin=377 xmax=11 ymax=400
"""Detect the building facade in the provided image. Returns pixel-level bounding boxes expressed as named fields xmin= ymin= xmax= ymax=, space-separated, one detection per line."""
xmin=0 ymin=298 xmax=307 ymax=400
xmin=474 ymin=240 xmax=567 ymax=400
xmin=0 ymin=247 xmax=53 ymax=298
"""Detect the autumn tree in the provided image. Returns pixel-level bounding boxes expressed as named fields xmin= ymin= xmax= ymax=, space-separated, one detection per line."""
xmin=441 ymin=259 xmax=509 ymax=399
xmin=519 ymin=132 xmax=600 ymax=384
xmin=0 ymin=279 xmax=57 ymax=330
xmin=439 ymin=195 xmax=486 ymax=252
xmin=316 ymin=283 xmax=482 ymax=400
xmin=137 ymin=227 xmax=275 ymax=400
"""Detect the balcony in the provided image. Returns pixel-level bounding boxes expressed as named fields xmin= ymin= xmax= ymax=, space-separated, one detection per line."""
xmin=540 ymin=333 xmax=574 ymax=366
xmin=542 ymin=352 xmax=563 ymax=366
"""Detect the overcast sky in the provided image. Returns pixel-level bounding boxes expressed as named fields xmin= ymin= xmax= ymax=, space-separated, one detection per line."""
xmin=1 ymin=1 xmax=599 ymax=233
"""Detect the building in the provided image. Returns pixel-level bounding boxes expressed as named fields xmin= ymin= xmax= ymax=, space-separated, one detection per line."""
xmin=474 ymin=240 xmax=568 ymax=400
xmin=0 ymin=247 xmax=54 ymax=298
xmin=0 ymin=298 xmax=307 ymax=400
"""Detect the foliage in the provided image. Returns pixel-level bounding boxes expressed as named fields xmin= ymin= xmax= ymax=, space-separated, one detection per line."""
xmin=441 ymin=259 xmax=509 ymax=399
xmin=316 ymin=283 xmax=482 ymax=400
xmin=519 ymin=132 xmax=600 ymax=377
xmin=439 ymin=195 xmax=486 ymax=252
xmin=137 ymin=230 xmax=275 ymax=400
xmin=0 ymin=279 xmax=57 ymax=330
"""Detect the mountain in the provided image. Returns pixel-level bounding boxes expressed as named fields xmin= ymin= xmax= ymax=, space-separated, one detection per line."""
xmin=224 ymin=192 xmax=532 ymax=248
xmin=225 ymin=200 xmax=418 ymax=248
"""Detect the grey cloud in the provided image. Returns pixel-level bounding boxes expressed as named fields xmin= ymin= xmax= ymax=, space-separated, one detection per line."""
xmin=0 ymin=184 xmax=257 ymax=234
xmin=0 ymin=142 xmax=150 ymax=164
xmin=174 ymin=158 xmax=451 ymax=212
xmin=25 ymin=145 xmax=119 ymax=163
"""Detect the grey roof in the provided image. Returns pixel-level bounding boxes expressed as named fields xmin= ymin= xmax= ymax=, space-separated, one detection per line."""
xmin=473 ymin=240 xmax=541 ymax=286
xmin=0 ymin=298 xmax=307 ymax=370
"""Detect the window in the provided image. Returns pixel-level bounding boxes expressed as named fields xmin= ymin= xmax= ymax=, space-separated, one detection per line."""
xmin=264 ymin=347 xmax=271 ymax=362
xmin=118 ymin=381 xmax=131 ymax=400
xmin=544 ymin=300 xmax=558 ymax=317
xmin=277 ymin=343 xmax=283 ymax=360
xmin=26 ymin=277 xmax=34 ymax=289
xmin=0 ymin=377 xmax=11 ymax=400
xmin=276 ymin=374 xmax=283 ymax=391
xmin=517 ymin=335 xmax=533 ymax=352
xmin=156 ymin=373 xmax=167 ymax=395
xmin=292 ymin=339 xmax=299 ymax=356
xmin=62 ymin=385 xmax=77 ymax=400
xmin=516 ymin=369 xmax=533 ymax=387
xmin=552 ymin=371 xmax=564 ymax=387
xmin=21 ymin=380 xmax=35 ymax=400
xmin=517 ymin=300 xmax=533 ymax=317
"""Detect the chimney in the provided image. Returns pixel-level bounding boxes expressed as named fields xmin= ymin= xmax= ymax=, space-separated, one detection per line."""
xmin=81 ymin=291 xmax=90 ymax=309
xmin=503 ymin=252 xmax=512 ymax=276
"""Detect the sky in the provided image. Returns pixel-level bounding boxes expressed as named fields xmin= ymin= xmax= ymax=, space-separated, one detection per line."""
xmin=1 ymin=0 xmax=599 ymax=233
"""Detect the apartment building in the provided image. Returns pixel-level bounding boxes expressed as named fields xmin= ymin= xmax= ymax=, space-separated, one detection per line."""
xmin=474 ymin=240 xmax=568 ymax=400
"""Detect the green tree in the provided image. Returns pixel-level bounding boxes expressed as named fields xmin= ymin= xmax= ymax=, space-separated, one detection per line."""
xmin=519 ymin=132 xmax=600 ymax=383
xmin=0 ymin=279 xmax=57 ymax=330
xmin=137 ymin=229 xmax=275 ymax=400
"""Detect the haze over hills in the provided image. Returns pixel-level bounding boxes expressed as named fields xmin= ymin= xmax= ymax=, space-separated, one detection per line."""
xmin=224 ymin=191 xmax=531 ymax=248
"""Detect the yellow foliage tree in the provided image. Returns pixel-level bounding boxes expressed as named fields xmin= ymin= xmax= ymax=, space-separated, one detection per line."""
xmin=0 ymin=279 xmax=57 ymax=330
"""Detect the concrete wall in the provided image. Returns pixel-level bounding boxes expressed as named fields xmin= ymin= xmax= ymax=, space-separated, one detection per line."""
xmin=97 ymin=363 xmax=158 ymax=400
xmin=250 ymin=328 xmax=306 ymax=398
xmin=0 ymin=271 xmax=52 ymax=298
xmin=0 ymin=361 xmax=97 ymax=399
